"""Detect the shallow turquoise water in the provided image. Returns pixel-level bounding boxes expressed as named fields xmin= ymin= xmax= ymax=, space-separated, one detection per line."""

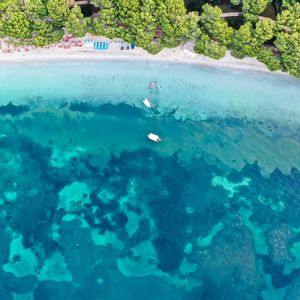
xmin=0 ymin=60 xmax=300 ymax=299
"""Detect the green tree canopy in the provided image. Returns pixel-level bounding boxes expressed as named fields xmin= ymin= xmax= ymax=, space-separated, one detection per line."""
xmin=65 ymin=4 xmax=88 ymax=37
xmin=274 ymin=3 xmax=300 ymax=77
xmin=242 ymin=0 xmax=271 ymax=15
xmin=0 ymin=0 xmax=20 ymax=13
xmin=200 ymin=4 xmax=233 ymax=46
xmin=230 ymin=0 xmax=241 ymax=6
xmin=25 ymin=0 xmax=47 ymax=20
xmin=281 ymin=0 xmax=299 ymax=9
xmin=157 ymin=0 xmax=196 ymax=47
xmin=257 ymin=47 xmax=281 ymax=71
xmin=275 ymin=32 xmax=300 ymax=77
xmin=231 ymin=22 xmax=260 ymax=58
xmin=184 ymin=11 xmax=200 ymax=41
xmin=32 ymin=19 xmax=63 ymax=46
xmin=114 ymin=0 xmax=157 ymax=46
xmin=2 ymin=8 xmax=31 ymax=39
xmin=47 ymin=0 xmax=70 ymax=25
xmin=133 ymin=0 xmax=158 ymax=46
xmin=254 ymin=18 xmax=275 ymax=43
xmin=195 ymin=31 xmax=227 ymax=59
xmin=276 ymin=2 xmax=300 ymax=33
xmin=92 ymin=0 xmax=119 ymax=37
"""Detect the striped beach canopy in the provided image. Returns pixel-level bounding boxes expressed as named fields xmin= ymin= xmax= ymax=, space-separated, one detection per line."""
xmin=93 ymin=42 xmax=109 ymax=50
xmin=84 ymin=40 xmax=94 ymax=48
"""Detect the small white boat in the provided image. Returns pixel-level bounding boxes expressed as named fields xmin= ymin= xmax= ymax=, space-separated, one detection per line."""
xmin=147 ymin=133 xmax=161 ymax=142
xmin=142 ymin=98 xmax=151 ymax=108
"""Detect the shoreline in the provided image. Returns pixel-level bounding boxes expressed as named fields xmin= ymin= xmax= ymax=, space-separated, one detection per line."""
xmin=0 ymin=40 xmax=299 ymax=133
xmin=0 ymin=39 xmax=288 ymax=77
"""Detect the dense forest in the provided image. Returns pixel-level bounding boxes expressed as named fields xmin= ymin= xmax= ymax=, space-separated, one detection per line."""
xmin=0 ymin=0 xmax=299 ymax=77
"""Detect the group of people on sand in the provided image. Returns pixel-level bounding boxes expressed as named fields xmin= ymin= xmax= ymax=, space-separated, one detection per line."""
xmin=0 ymin=35 xmax=85 ymax=54
xmin=1 ymin=34 xmax=137 ymax=54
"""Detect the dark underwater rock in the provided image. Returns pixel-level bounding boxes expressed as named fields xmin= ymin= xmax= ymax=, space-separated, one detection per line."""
xmin=261 ymin=256 xmax=294 ymax=289
xmin=57 ymin=219 xmax=103 ymax=283
xmin=0 ymin=226 xmax=11 ymax=265
xmin=0 ymin=271 xmax=37 ymax=293
xmin=34 ymin=281 xmax=81 ymax=300
xmin=285 ymin=276 xmax=300 ymax=300
xmin=0 ymin=287 xmax=13 ymax=300
xmin=193 ymin=218 xmax=264 ymax=300
xmin=153 ymin=236 xmax=184 ymax=273
xmin=0 ymin=103 xmax=29 ymax=116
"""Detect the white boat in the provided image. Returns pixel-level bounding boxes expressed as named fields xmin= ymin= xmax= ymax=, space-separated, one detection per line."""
xmin=147 ymin=133 xmax=161 ymax=142
xmin=142 ymin=98 xmax=151 ymax=108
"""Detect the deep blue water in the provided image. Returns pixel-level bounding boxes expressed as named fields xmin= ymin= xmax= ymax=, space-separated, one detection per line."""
xmin=0 ymin=60 xmax=300 ymax=300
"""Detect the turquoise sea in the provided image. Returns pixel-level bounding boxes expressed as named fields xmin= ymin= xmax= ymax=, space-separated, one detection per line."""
xmin=0 ymin=60 xmax=300 ymax=300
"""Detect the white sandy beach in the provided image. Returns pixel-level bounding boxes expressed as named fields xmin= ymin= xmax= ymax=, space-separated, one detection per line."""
xmin=0 ymin=37 xmax=285 ymax=75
